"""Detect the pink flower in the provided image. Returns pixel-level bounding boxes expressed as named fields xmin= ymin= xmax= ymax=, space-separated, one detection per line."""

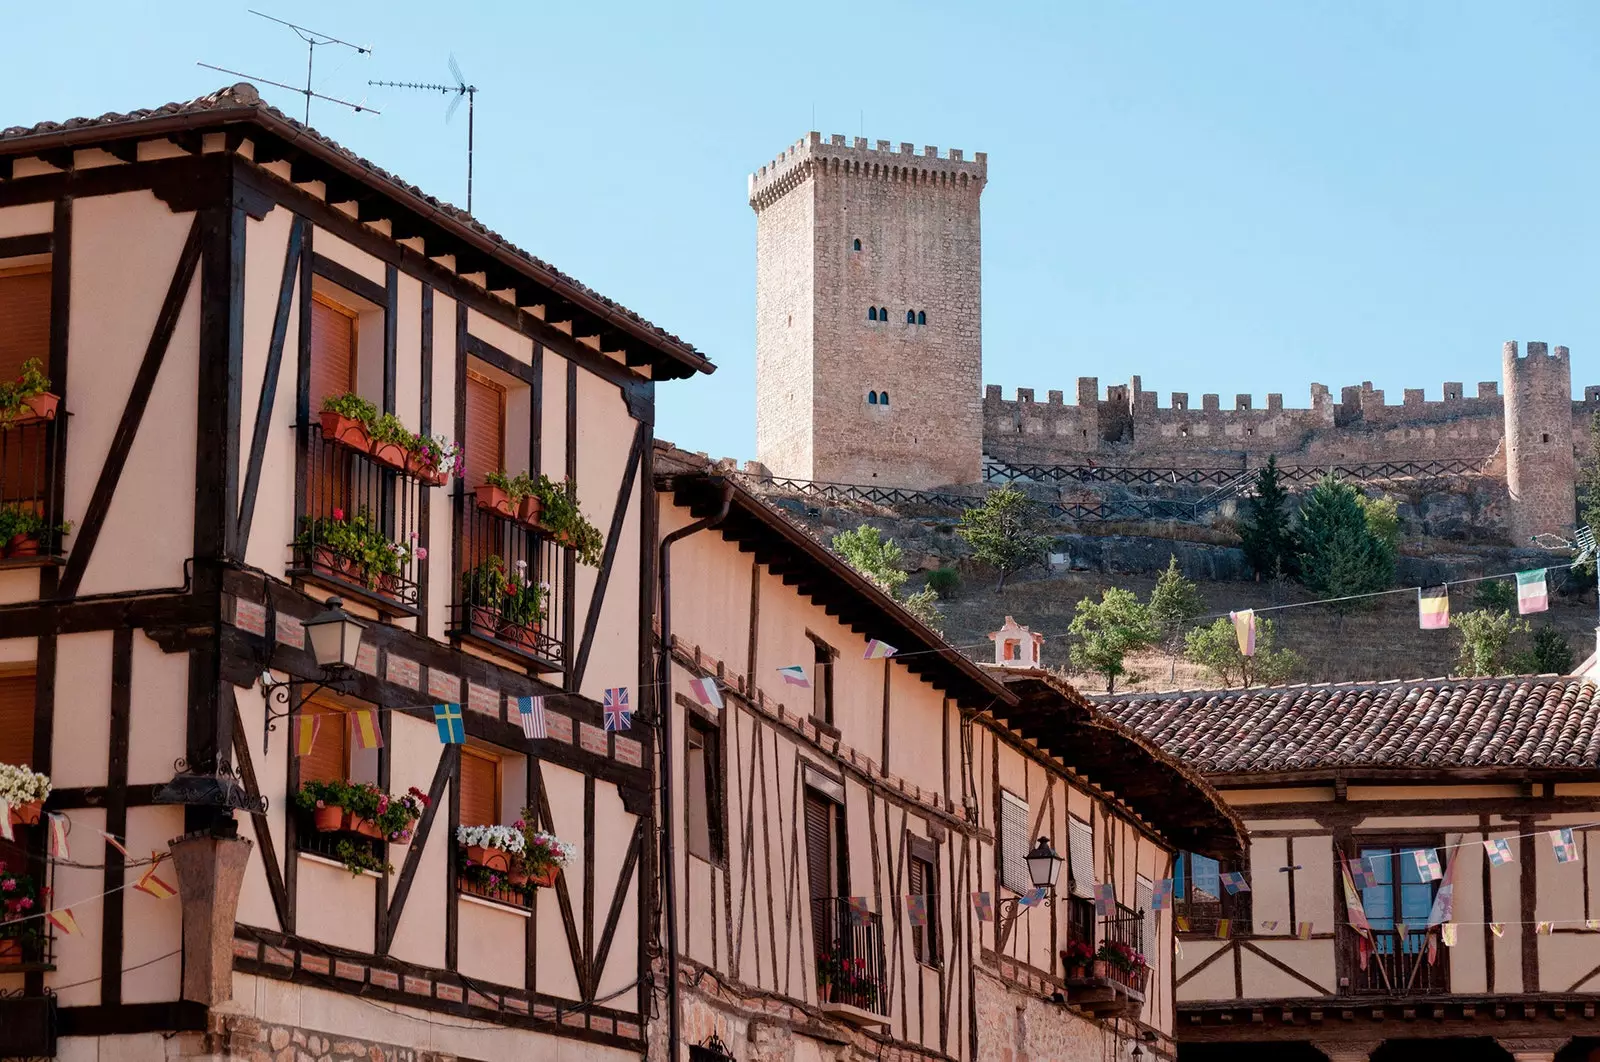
xmin=333 ymin=508 xmax=345 ymax=522
xmin=1 ymin=880 xmax=13 ymax=892
xmin=415 ymin=546 xmax=428 ymax=562
xmin=17 ymin=898 xmax=31 ymax=910
xmin=315 ymin=800 xmax=326 ymax=809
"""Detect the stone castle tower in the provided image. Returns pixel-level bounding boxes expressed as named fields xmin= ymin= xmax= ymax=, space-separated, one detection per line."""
xmin=1502 ymin=340 xmax=1576 ymax=543
xmin=749 ymin=133 xmax=987 ymax=488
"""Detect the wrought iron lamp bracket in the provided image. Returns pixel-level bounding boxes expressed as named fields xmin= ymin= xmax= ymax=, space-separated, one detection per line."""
xmin=994 ymin=892 xmax=1055 ymax=952
xmin=260 ymin=670 xmax=356 ymax=754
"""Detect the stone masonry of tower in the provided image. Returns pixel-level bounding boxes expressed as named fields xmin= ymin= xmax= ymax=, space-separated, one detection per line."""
xmin=748 ymin=137 xmax=1591 ymax=540
xmin=750 ymin=133 xmax=987 ymax=489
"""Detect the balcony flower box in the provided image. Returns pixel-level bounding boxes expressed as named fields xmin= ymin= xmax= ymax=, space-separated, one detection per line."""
xmin=295 ymin=508 xmax=418 ymax=601
xmin=407 ymin=436 xmax=461 ymax=487
xmin=295 ymin=780 xmax=428 ymax=875
xmin=475 ymin=483 xmax=514 ymax=517
xmin=517 ymin=494 xmax=543 ymax=526
xmin=0 ymin=861 xmax=46 ymax=960
xmin=319 ymin=393 xmax=377 ymax=450
xmin=0 ymin=764 xmax=51 ymax=827
xmin=0 ymin=360 xmax=58 ymax=428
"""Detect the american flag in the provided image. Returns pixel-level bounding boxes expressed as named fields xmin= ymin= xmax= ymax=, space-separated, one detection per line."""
xmin=517 ymin=695 xmax=547 ymax=740
xmin=603 ymin=687 xmax=632 ymax=732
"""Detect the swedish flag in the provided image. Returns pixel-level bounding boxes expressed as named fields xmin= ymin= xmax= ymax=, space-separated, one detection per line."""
xmin=433 ymin=703 xmax=465 ymax=744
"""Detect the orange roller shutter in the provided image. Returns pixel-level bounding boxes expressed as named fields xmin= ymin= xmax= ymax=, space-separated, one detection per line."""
xmin=463 ymin=371 xmax=505 ymax=494
xmin=309 ymin=297 xmax=356 ymax=411
xmin=459 ymin=748 xmax=499 ymax=828
xmin=299 ymin=701 xmax=349 ymax=784
xmin=0 ymin=270 xmax=50 ymax=382
xmin=0 ymin=673 xmax=36 ymax=768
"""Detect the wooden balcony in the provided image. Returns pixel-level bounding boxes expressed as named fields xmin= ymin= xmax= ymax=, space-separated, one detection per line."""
xmin=1343 ymin=925 xmax=1449 ymax=996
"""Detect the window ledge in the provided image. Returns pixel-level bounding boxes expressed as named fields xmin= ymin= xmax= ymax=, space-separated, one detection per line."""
xmin=297 ymin=850 xmax=383 ymax=880
xmin=459 ymin=892 xmax=531 ymax=918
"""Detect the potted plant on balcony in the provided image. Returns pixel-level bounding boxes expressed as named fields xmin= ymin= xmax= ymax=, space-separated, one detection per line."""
xmin=0 ymin=359 xmax=60 ymax=426
xmin=295 ymin=508 xmax=417 ymax=597
xmin=476 ymin=470 xmax=532 ymax=519
xmin=0 ymin=860 xmax=46 ymax=965
xmin=457 ymin=823 xmax=526 ymax=874
xmin=815 ymin=948 xmax=845 ymax=1003
xmin=407 ymin=434 xmax=462 ymax=487
xmin=460 ymin=556 xmax=547 ymax=650
xmin=517 ymin=812 xmax=576 ymax=888
xmin=1061 ymin=938 xmax=1095 ymax=980
xmin=1095 ymin=940 xmax=1150 ymax=994
xmin=534 ymin=475 xmax=604 ymax=566
xmin=319 ymin=392 xmax=377 ymax=450
xmin=0 ymin=504 xmax=72 ymax=559
xmin=0 ymin=763 xmax=51 ymax=827
xmin=367 ymin=413 xmax=416 ymax=472
xmin=294 ymin=780 xmax=428 ymax=874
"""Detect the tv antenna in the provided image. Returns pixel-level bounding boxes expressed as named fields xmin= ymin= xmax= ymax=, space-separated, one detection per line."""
xmin=370 ymin=55 xmax=479 ymax=211
xmin=198 ymin=10 xmax=375 ymax=125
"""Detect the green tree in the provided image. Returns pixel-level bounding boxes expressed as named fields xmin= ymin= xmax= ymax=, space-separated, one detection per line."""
xmin=1296 ymin=475 xmax=1396 ymax=610
xmin=926 ymin=567 xmax=961 ymax=599
xmin=1238 ymin=456 xmax=1299 ymax=580
xmin=1578 ymin=411 xmax=1600 ymax=580
xmin=1515 ymin=625 xmax=1575 ymax=675
xmin=1358 ymin=494 xmax=1401 ymax=552
xmin=900 ymin=585 xmax=944 ymax=634
xmin=1184 ymin=615 xmax=1301 ymax=688
xmin=1454 ymin=609 xmax=1529 ymax=677
xmin=1148 ymin=555 xmax=1203 ymax=682
xmin=1068 ymin=588 xmax=1157 ymax=693
xmin=831 ymin=524 xmax=907 ymax=595
xmin=1475 ymin=578 xmax=1517 ymax=612
xmin=955 ymin=486 xmax=1051 ymax=591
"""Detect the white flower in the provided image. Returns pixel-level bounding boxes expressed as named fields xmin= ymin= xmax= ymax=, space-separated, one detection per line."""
xmin=525 ymin=830 xmax=577 ymax=866
xmin=455 ymin=823 xmax=527 ymax=854
xmin=0 ymin=762 xmax=51 ymax=805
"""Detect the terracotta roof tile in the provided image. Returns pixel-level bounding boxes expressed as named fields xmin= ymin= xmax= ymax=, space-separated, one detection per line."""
xmin=0 ymin=84 xmax=711 ymax=374
xmin=1097 ymin=675 xmax=1600 ymax=774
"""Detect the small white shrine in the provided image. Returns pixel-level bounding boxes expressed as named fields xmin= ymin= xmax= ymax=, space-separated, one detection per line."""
xmin=989 ymin=616 xmax=1044 ymax=669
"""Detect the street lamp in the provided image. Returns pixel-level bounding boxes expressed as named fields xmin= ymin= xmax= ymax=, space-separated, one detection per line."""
xmin=995 ymin=836 xmax=1064 ymax=951
xmin=260 ymin=597 xmax=365 ymax=752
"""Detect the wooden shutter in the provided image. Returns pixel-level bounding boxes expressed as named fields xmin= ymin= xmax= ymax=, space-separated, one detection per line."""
xmin=0 ymin=673 xmax=36 ymax=768
xmin=1068 ymin=817 xmax=1097 ymax=899
xmin=459 ymin=749 xmax=499 ymax=827
xmin=0 ymin=270 xmax=50 ymax=383
xmin=463 ymin=371 xmax=505 ymax=492
xmin=999 ymin=791 xmax=1030 ymax=894
xmin=309 ymin=297 xmax=356 ymax=411
xmin=1136 ymin=877 xmax=1155 ymax=961
xmin=908 ymin=855 xmax=928 ymax=963
xmin=299 ymin=701 xmax=348 ymax=784
xmin=805 ymin=793 xmax=833 ymax=904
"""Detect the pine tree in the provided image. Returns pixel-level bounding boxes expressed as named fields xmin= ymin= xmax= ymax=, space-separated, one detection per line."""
xmin=1577 ymin=411 xmax=1600 ymax=581
xmin=1238 ymin=456 xmax=1298 ymax=580
xmin=1148 ymin=555 xmax=1203 ymax=682
xmin=955 ymin=486 xmax=1051 ymax=591
xmin=1297 ymin=474 xmax=1396 ymax=611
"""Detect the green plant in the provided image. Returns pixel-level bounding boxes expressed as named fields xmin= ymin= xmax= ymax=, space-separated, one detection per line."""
xmin=332 ymin=839 xmax=392 ymax=877
xmin=484 ymin=469 xmax=537 ymax=502
xmin=0 ymin=359 xmax=53 ymax=425
xmin=956 ymin=486 xmax=1051 ymax=591
xmin=0 ymin=503 xmax=71 ymax=546
xmin=1068 ymin=587 xmax=1157 ymax=693
xmin=1454 ymin=609 xmax=1529 ymax=677
xmin=1184 ymin=615 xmax=1301 ymax=688
xmin=926 ymin=567 xmax=961 ymax=599
xmin=1296 ymin=475 xmax=1396 ymax=611
xmin=295 ymin=780 xmax=427 ymax=842
xmin=0 ymin=859 xmax=46 ymax=941
xmin=320 ymin=391 xmax=378 ymax=423
xmin=462 ymin=554 xmax=547 ymax=629
xmin=832 ymin=525 xmax=908 ymax=595
xmin=1095 ymin=940 xmax=1148 ymax=972
xmin=295 ymin=507 xmax=413 ymax=587
xmin=1528 ymin=624 xmax=1575 ymax=674
xmin=533 ymin=475 xmax=604 ymax=566
xmin=1476 ymin=579 xmax=1517 ymax=612
xmin=516 ymin=810 xmax=577 ymax=873
xmin=900 ymin=585 xmax=943 ymax=633
xmin=1238 ymin=456 xmax=1299 ymax=580
xmin=1149 ymin=556 xmax=1203 ymax=682
xmin=368 ymin=412 xmax=418 ymax=450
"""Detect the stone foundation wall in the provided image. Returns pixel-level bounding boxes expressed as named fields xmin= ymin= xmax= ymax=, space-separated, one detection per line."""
xmin=177 ymin=1013 xmax=461 ymax=1062
xmin=972 ymin=967 xmax=1161 ymax=1062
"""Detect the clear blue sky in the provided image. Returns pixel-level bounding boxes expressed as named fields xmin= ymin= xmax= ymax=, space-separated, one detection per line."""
xmin=6 ymin=2 xmax=1598 ymax=460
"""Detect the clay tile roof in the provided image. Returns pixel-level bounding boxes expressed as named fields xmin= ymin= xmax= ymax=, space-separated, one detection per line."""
xmin=1096 ymin=675 xmax=1600 ymax=776
xmin=0 ymin=84 xmax=712 ymax=378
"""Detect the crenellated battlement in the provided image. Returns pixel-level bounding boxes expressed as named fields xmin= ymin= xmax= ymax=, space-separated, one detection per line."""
xmin=748 ymin=131 xmax=987 ymax=211
xmin=980 ymin=377 xmax=1528 ymax=414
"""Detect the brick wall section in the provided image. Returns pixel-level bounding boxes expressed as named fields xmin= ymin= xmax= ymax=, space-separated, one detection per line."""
xmin=751 ymin=133 xmax=987 ymax=488
xmin=972 ymin=967 xmax=1163 ymax=1062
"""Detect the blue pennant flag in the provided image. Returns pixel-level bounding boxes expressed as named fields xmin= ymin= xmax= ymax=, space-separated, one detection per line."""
xmin=434 ymin=702 xmax=465 ymax=744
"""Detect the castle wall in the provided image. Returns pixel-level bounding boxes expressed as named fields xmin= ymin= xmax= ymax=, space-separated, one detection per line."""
xmin=751 ymin=133 xmax=986 ymax=488
xmin=1503 ymin=341 xmax=1577 ymax=541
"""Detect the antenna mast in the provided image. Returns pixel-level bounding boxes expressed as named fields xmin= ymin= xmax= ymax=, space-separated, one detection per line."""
xmin=370 ymin=55 xmax=479 ymax=211
xmin=200 ymin=10 xmax=374 ymax=125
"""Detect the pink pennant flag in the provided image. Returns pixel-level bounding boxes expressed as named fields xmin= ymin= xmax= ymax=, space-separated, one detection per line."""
xmin=1095 ymin=882 xmax=1117 ymax=916
xmin=778 ymin=665 xmax=811 ymax=688
xmin=1220 ymin=871 xmax=1250 ymax=895
xmin=47 ymin=813 xmax=70 ymax=861
xmin=100 ymin=830 xmax=129 ymax=858
xmin=1484 ymin=838 xmax=1514 ymax=866
xmin=1149 ymin=878 xmax=1174 ymax=910
xmin=1413 ymin=848 xmax=1442 ymax=881
xmin=1348 ymin=858 xmax=1380 ymax=890
xmin=1231 ymin=610 xmax=1256 ymax=657
xmin=864 ymin=639 xmax=898 ymax=660
xmin=1340 ymin=860 xmax=1372 ymax=935
xmin=905 ymin=894 xmax=929 ymax=928
xmin=688 ymin=676 xmax=723 ymax=710
xmin=1551 ymin=827 xmax=1580 ymax=864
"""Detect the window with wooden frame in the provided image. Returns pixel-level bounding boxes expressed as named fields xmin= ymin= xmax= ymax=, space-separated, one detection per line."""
xmin=908 ymin=835 xmax=941 ymax=967
xmin=1174 ymin=850 xmax=1249 ymax=932
xmin=1065 ymin=817 xmax=1097 ymax=951
xmin=809 ymin=633 xmax=836 ymax=727
xmin=462 ymin=369 xmax=506 ymax=495
xmin=998 ymin=790 xmax=1030 ymax=895
xmin=309 ymin=294 xmax=358 ymax=412
xmin=459 ymin=747 xmax=502 ymax=829
xmin=0 ymin=667 xmax=37 ymax=768
xmin=686 ymin=713 xmax=725 ymax=864
xmin=0 ymin=262 xmax=54 ymax=522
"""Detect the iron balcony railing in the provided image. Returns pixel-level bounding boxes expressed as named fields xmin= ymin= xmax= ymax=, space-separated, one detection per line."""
xmin=291 ymin=422 xmax=424 ymax=616
xmin=448 ymin=488 xmax=566 ymax=673
xmin=1344 ymin=925 xmax=1450 ymax=996
xmin=812 ymin=897 xmax=889 ymax=1015
xmin=0 ymin=416 xmax=67 ymax=566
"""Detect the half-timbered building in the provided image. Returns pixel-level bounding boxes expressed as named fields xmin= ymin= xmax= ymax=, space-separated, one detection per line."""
xmin=0 ymin=84 xmax=710 ymax=1061
xmin=1102 ymin=675 xmax=1600 ymax=1062
xmin=652 ymin=448 xmax=1245 ymax=1062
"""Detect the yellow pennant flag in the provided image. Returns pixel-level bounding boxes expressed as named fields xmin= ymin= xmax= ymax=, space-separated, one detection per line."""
xmin=1587 ymin=919 xmax=1600 ymax=931
xmin=134 ymin=864 xmax=178 ymax=900
xmin=1215 ymin=918 xmax=1232 ymax=940
xmin=1490 ymin=922 xmax=1506 ymax=938
xmin=296 ymin=714 xmax=322 ymax=758
xmin=46 ymin=908 xmax=80 ymax=935
xmin=1176 ymin=915 xmax=1191 ymax=932
xmin=1536 ymin=921 xmax=1553 ymax=936
xmin=350 ymin=707 xmax=383 ymax=750
xmin=1440 ymin=923 xmax=1458 ymax=947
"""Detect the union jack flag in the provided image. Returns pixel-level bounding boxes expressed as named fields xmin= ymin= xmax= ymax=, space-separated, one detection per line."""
xmin=603 ymin=687 xmax=632 ymax=732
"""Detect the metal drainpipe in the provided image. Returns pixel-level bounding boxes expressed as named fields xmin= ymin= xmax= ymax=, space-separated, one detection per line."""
xmin=657 ymin=480 xmax=732 ymax=1062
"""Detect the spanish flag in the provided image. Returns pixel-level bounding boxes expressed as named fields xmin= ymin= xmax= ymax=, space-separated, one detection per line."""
xmin=350 ymin=707 xmax=384 ymax=750
xmin=296 ymin=714 xmax=322 ymax=758
xmin=1215 ymin=918 xmax=1232 ymax=940
xmin=1418 ymin=587 xmax=1450 ymax=630
xmin=134 ymin=864 xmax=178 ymax=900
xmin=46 ymin=908 xmax=80 ymax=935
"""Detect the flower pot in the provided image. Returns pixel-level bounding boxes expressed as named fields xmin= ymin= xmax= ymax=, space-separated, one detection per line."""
xmin=8 ymin=800 xmax=42 ymax=827
xmin=1092 ymin=959 xmax=1110 ymax=979
xmin=469 ymin=605 xmax=500 ymax=638
xmin=1065 ymin=963 xmax=1089 ymax=981
xmin=312 ymin=806 xmax=346 ymax=832
xmin=18 ymin=392 xmax=59 ymax=423
xmin=497 ymin=621 xmax=539 ymax=651
xmin=517 ymin=495 xmax=543 ymax=527
xmin=527 ymin=864 xmax=559 ymax=888
xmin=319 ymin=410 xmax=370 ymax=450
xmin=405 ymin=452 xmax=449 ymax=486
xmin=350 ymin=816 xmax=385 ymax=840
xmin=475 ymin=484 xmax=513 ymax=517
xmin=507 ymin=866 xmax=531 ymax=887
xmin=311 ymin=545 xmax=343 ymax=579
xmin=467 ymin=844 xmax=511 ymax=872
xmin=6 ymin=534 xmax=38 ymax=558
xmin=369 ymin=438 xmax=408 ymax=471
xmin=0 ymin=938 xmax=22 ymax=965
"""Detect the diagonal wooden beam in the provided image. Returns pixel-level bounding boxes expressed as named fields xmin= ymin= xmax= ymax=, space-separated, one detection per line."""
xmin=1239 ymin=940 xmax=1333 ymax=996
xmin=58 ymin=215 xmax=203 ymax=598
xmin=531 ymin=756 xmax=588 ymax=992
xmin=234 ymin=216 xmax=305 ymax=550
xmin=586 ymin=817 xmax=642 ymax=999
xmin=569 ymin=420 xmax=645 ymax=689
xmin=381 ymin=744 xmax=458 ymax=954
xmin=230 ymin=694 xmax=289 ymax=931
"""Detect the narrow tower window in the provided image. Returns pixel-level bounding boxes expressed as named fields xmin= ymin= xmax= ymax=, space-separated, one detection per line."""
xmin=907 ymin=309 xmax=916 ymax=324
xmin=868 ymin=391 xmax=879 ymax=405
xmin=852 ymin=238 xmax=862 ymax=251
xmin=867 ymin=307 xmax=877 ymax=321
xmin=880 ymin=391 xmax=889 ymax=406
xmin=917 ymin=310 xmax=927 ymax=325
xmin=879 ymin=306 xmax=888 ymax=320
